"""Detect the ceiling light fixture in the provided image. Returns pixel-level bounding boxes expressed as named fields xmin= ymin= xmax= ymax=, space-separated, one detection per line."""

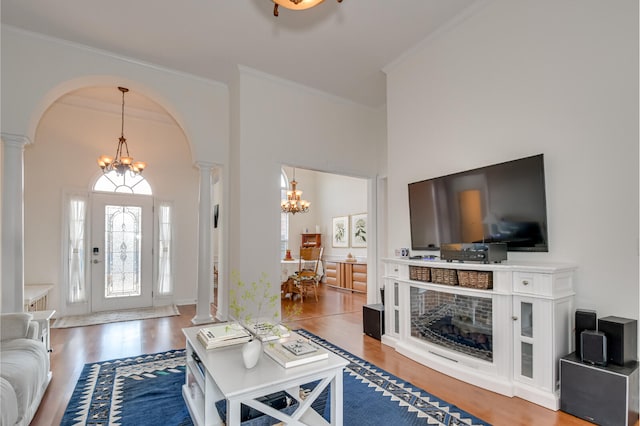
xmin=281 ymin=168 xmax=310 ymax=214
xmin=272 ymin=0 xmax=343 ymax=17
xmin=97 ymin=87 xmax=146 ymax=175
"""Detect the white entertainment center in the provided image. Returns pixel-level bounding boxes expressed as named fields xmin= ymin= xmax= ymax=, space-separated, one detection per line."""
xmin=381 ymin=257 xmax=576 ymax=410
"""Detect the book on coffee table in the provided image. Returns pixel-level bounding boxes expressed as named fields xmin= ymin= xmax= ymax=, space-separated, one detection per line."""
xmin=197 ymin=323 xmax=252 ymax=349
xmin=264 ymin=336 xmax=328 ymax=368
xmin=245 ymin=321 xmax=291 ymax=342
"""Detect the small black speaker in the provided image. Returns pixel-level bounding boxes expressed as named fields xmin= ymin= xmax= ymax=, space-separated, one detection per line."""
xmin=581 ymin=330 xmax=607 ymax=366
xmin=363 ymin=303 xmax=384 ymax=340
xmin=575 ymin=310 xmax=597 ymax=358
xmin=598 ymin=316 xmax=638 ymax=366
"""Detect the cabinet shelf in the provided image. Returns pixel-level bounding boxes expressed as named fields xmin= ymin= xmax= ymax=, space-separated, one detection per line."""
xmin=301 ymin=233 xmax=321 ymax=248
xmin=182 ymin=385 xmax=205 ymax=426
xmin=184 ymin=340 xmax=224 ymax=426
xmin=187 ymin=359 xmax=205 ymax=392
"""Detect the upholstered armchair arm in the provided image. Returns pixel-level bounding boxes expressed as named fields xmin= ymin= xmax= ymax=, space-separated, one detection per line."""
xmin=26 ymin=320 xmax=40 ymax=340
xmin=0 ymin=313 xmax=36 ymax=341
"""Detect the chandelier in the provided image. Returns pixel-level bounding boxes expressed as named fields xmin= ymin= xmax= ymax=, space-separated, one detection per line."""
xmin=281 ymin=168 xmax=310 ymax=214
xmin=272 ymin=0 xmax=343 ymax=17
xmin=97 ymin=87 xmax=146 ymax=175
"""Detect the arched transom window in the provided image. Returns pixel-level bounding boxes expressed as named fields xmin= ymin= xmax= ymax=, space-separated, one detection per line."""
xmin=94 ymin=170 xmax=152 ymax=195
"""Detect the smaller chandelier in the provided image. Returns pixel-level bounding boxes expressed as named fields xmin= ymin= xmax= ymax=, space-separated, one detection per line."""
xmin=281 ymin=168 xmax=310 ymax=214
xmin=272 ymin=0 xmax=343 ymax=17
xmin=97 ymin=87 xmax=146 ymax=175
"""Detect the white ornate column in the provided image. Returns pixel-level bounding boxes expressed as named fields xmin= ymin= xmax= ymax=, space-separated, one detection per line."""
xmin=192 ymin=161 xmax=214 ymax=324
xmin=1 ymin=133 xmax=29 ymax=313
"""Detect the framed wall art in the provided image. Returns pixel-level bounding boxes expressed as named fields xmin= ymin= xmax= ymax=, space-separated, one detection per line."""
xmin=350 ymin=213 xmax=367 ymax=248
xmin=332 ymin=216 xmax=349 ymax=248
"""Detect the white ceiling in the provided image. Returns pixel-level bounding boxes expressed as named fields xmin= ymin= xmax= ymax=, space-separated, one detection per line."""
xmin=1 ymin=0 xmax=479 ymax=108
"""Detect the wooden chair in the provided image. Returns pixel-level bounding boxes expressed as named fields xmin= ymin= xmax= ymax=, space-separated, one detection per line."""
xmin=291 ymin=247 xmax=323 ymax=303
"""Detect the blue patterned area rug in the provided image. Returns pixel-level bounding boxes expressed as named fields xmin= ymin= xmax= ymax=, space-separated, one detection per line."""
xmin=61 ymin=350 xmax=191 ymax=426
xmin=297 ymin=329 xmax=490 ymax=426
xmin=61 ymin=332 xmax=490 ymax=425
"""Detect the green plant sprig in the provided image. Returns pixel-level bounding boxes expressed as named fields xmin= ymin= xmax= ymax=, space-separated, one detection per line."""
xmin=230 ymin=271 xmax=280 ymax=325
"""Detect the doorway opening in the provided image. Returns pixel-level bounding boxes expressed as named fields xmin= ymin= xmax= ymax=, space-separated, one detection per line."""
xmin=280 ymin=166 xmax=370 ymax=312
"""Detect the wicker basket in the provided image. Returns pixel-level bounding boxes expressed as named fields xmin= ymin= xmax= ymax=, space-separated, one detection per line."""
xmin=458 ymin=270 xmax=493 ymax=289
xmin=431 ymin=268 xmax=458 ymax=286
xmin=409 ymin=266 xmax=431 ymax=282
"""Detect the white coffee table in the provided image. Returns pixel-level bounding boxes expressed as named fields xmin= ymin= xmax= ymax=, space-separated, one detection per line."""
xmin=182 ymin=326 xmax=348 ymax=426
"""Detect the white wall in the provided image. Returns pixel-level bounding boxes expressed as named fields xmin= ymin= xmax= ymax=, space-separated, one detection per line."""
xmin=1 ymin=28 xmax=229 ymax=163
xmin=314 ymin=171 xmax=368 ymax=260
xmin=24 ymin=96 xmax=200 ymax=311
xmin=385 ymin=0 xmax=638 ymax=318
xmin=2 ymin=27 xmax=229 ymax=313
xmin=1 ymin=28 xmax=384 ymax=316
xmin=229 ymin=68 xmax=383 ymax=296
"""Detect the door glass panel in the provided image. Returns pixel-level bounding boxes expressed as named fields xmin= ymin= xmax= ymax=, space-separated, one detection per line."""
xmin=105 ymin=204 xmax=142 ymax=298
xmin=521 ymin=301 xmax=533 ymax=338
xmin=521 ymin=342 xmax=533 ymax=378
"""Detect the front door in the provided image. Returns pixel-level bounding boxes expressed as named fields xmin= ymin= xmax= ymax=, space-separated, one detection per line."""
xmin=91 ymin=193 xmax=153 ymax=312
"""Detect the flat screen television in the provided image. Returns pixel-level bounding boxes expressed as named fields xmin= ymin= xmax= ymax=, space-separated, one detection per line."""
xmin=408 ymin=154 xmax=548 ymax=252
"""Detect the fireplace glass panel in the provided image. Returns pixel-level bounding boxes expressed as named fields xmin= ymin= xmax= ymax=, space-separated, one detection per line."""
xmin=410 ymin=286 xmax=493 ymax=362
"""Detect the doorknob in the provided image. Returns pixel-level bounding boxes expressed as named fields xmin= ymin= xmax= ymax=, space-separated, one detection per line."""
xmin=92 ymin=259 xmax=101 ymax=264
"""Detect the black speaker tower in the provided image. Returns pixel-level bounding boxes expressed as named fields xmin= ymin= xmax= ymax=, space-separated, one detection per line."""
xmin=598 ymin=316 xmax=638 ymax=366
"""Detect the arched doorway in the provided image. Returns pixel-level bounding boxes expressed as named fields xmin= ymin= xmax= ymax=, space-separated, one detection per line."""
xmin=24 ymin=85 xmax=199 ymax=315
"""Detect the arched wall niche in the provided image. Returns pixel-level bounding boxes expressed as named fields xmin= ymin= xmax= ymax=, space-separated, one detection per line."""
xmin=27 ymin=75 xmax=196 ymax=162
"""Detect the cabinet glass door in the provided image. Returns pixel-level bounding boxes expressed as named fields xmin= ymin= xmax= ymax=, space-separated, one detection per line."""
xmin=393 ymin=282 xmax=400 ymax=334
xmin=519 ymin=301 xmax=534 ymax=379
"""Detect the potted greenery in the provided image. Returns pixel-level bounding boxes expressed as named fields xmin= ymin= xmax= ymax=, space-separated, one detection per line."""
xmin=229 ymin=271 xmax=299 ymax=368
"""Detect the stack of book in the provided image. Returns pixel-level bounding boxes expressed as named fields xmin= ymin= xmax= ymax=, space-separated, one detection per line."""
xmin=245 ymin=321 xmax=291 ymax=342
xmin=197 ymin=323 xmax=252 ymax=349
xmin=264 ymin=335 xmax=328 ymax=368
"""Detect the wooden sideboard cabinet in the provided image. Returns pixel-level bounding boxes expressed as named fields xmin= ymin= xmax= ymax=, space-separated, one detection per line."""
xmin=301 ymin=233 xmax=322 ymax=248
xmin=349 ymin=263 xmax=367 ymax=293
xmin=324 ymin=261 xmax=340 ymax=287
xmin=324 ymin=260 xmax=366 ymax=293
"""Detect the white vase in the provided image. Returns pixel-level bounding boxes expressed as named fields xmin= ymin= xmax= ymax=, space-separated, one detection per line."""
xmin=242 ymin=339 xmax=262 ymax=369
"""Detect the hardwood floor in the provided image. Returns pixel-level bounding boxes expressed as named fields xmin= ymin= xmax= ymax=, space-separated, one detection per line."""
xmin=33 ymin=284 xmax=594 ymax=426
